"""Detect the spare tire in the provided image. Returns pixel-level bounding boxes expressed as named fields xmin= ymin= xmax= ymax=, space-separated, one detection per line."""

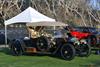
xmin=36 ymin=36 xmax=50 ymax=51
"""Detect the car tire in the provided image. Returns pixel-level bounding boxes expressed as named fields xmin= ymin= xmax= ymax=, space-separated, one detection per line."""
xmin=36 ymin=36 xmax=50 ymax=51
xmin=78 ymin=44 xmax=91 ymax=57
xmin=9 ymin=39 xmax=23 ymax=56
xmin=87 ymin=35 xmax=97 ymax=46
xmin=60 ymin=43 xmax=76 ymax=60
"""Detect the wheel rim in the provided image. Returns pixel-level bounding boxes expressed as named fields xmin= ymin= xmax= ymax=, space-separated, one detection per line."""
xmin=87 ymin=36 xmax=97 ymax=45
xmin=37 ymin=40 xmax=48 ymax=50
xmin=61 ymin=44 xmax=75 ymax=60
xmin=37 ymin=37 xmax=49 ymax=51
xmin=79 ymin=44 xmax=91 ymax=56
xmin=12 ymin=45 xmax=21 ymax=55
xmin=92 ymin=38 xmax=97 ymax=45
xmin=11 ymin=40 xmax=22 ymax=55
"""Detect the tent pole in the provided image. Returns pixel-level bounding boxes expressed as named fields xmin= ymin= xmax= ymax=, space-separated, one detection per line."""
xmin=29 ymin=31 xmax=31 ymax=38
xmin=5 ymin=25 xmax=7 ymax=47
xmin=53 ymin=26 xmax=56 ymax=34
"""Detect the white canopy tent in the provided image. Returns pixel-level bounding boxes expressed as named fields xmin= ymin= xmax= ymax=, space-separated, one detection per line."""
xmin=5 ymin=7 xmax=56 ymax=25
xmin=4 ymin=7 xmax=67 ymax=45
xmin=26 ymin=21 xmax=67 ymax=26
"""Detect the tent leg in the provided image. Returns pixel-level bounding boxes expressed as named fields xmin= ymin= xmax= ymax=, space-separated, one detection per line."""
xmin=5 ymin=25 xmax=7 ymax=47
xmin=53 ymin=26 xmax=56 ymax=34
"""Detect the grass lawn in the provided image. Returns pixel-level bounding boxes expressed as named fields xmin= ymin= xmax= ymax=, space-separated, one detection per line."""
xmin=0 ymin=48 xmax=100 ymax=67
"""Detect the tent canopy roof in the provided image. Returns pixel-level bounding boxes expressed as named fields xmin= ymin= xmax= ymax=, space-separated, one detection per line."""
xmin=26 ymin=21 xmax=68 ymax=26
xmin=4 ymin=7 xmax=55 ymax=25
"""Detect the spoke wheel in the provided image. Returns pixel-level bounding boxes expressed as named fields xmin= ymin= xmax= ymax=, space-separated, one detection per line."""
xmin=87 ymin=36 xmax=97 ymax=46
xmin=37 ymin=36 xmax=50 ymax=51
xmin=10 ymin=40 xmax=23 ymax=56
xmin=78 ymin=44 xmax=91 ymax=57
xmin=60 ymin=44 xmax=75 ymax=60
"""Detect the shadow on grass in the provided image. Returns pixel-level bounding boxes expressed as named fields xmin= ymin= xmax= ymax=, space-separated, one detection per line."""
xmin=0 ymin=47 xmax=12 ymax=55
xmin=24 ymin=53 xmax=64 ymax=61
xmin=80 ymin=60 xmax=100 ymax=67
xmin=0 ymin=47 xmax=64 ymax=60
xmin=90 ymin=60 xmax=100 ymax=67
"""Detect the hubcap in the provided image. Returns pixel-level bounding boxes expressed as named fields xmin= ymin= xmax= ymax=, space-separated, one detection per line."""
xmin=40 ymin=43 xmax=44 ymax=46
xmin=14 ymin=48 xmax=17 ymax=51
xmin=64 ymin=51 xmax=68 ymax=54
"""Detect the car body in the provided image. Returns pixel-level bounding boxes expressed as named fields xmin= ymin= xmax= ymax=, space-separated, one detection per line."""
xmin=9 ymin=26 xmax=91 ymax=60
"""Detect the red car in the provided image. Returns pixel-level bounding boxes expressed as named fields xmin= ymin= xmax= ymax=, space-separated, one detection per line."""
xmin=65 ymin=26 xmax=97 ymax=45
xmin=70 ymin=31 xmax=90 ymax=40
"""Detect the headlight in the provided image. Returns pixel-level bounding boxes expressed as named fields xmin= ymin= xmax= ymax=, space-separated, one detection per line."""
xmin=80 ymin=39 xmax=87 ymax=44
xmin=74 ymin=41 xmax=80 ymax=45
xmin=24 ymin=37 xmax=30 ymax=40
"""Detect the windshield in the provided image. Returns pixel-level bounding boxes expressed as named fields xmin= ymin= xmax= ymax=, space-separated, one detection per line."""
xmin=74 ymin=27 xmax=98 ymax=33
xmin=27 ymin=26 xmax=69 ymax=38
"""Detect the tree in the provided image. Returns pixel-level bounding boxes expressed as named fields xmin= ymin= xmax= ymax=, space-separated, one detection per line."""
xmin=0 ymin=0 xmax=100 ymax=27
xmin=0 ymin=0 xmax=24 ymax=26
